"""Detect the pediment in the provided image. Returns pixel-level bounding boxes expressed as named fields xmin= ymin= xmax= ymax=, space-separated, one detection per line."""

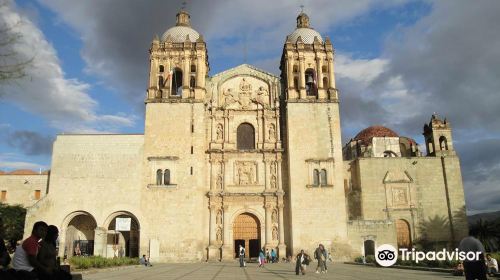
xmin=383 ymin=170 xmax=413 ymax=184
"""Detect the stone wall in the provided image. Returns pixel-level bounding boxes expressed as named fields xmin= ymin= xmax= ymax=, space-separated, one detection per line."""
xmin=0 ymin=174 xmax=48 ymax=207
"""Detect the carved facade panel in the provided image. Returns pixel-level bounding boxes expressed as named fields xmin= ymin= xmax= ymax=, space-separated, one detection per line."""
xmin=234 ymin=161 xmax=258 ymax=185
xmin=218 ymin=77 xmax=271 ymax=110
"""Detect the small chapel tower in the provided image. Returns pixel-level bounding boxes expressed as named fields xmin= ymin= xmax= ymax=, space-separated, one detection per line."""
xmin=423 ymin=114 xmax=456 ymax=156
xmin=146 ymin=9 xmax=208 ymax=101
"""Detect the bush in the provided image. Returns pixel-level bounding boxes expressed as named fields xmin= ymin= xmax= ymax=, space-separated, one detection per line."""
xmin=69 ymin=256 xmax=139 ymax=270
xmin=354 ymin=256 xmax=363 ymax=263
xmin=365 ymin=255 xmax=375 ymax=263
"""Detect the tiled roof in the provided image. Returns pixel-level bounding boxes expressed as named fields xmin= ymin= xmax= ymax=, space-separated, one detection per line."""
xmin=354 ymin=126 xmax=399 ymax=145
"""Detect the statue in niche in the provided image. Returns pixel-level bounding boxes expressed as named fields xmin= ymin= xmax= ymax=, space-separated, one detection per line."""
xmin=216 ymin=124 xmax=223 ymax=141
xmin=272 ymin=227 xmax=278 ymax=241
xmin=393 ymin=189 xmax=407 ymax=204
xmin=268 ymin=124 xmax=276 ymax=141
xmin=271 ymin=209 xmax=278 ymax=223
xmin=271 ymin=161 xmax=277 ymax=175
xmin=216 ymin=210 xmax=222 ymax=225
xmin=216 ymin=174 xmax=223 ymax=189
xmin=270 ymin=174 xmax=277 ymax=189
xmin=216 ymin=227 xmax=222 ymax=242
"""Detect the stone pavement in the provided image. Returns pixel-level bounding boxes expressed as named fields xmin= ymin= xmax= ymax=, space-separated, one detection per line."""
xmin=80 ymin=262 xmax=455 ymax=280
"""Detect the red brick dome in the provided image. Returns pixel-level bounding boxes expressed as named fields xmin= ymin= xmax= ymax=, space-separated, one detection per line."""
xmin=354 ymin=126 xmax=399 ymax=145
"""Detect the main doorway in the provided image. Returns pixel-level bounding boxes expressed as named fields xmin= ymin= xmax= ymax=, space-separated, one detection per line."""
xmin=233 ymin=213 xmax=261 ymax=259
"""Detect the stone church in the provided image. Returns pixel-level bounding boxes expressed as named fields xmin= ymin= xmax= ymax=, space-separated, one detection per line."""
xmin=0 ymin=10 xmax=467 ymax=262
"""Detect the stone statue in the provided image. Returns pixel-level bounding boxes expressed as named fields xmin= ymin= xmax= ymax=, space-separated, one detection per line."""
xmin=271 ymin=161 xmax=277 ymax=175
xmin=255 ymin=86 xmax=269 ymax=105
xmin=216 ymin=124 xmax=223 ymax=141
xmin=216 ymin=174 xmax=223 ymax=189
xmin=216 ymin=210 xmax=222 ymax=225
xmin=216 ymin=227 xmax=222 ymax=242
xmin=272 ymin=209 xmax=278 ymax=223
xmin=270 ymin=175 xmax=277 ymax=189
xmin=272 ymin=227 xmax=278 ymax=240
xmin=223 ymin=88 xmax=235 ymax=106
xmin=268 ymin=124 xmax=276 ymax=141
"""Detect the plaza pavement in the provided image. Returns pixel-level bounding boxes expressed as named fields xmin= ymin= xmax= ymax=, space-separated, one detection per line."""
xmin=79 ymin=262 xmax=455 ymax=280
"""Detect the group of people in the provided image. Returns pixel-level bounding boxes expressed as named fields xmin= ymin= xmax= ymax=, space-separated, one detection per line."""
xmin=457 ymin=228 xmax=499 ymax=280
xmin=295 ymin=244 xmax=331 ymax=275
xmin=258 ymin=248 xmax=278 ymax=267
xmin=1 ymin=219 xmax=72 ymax=280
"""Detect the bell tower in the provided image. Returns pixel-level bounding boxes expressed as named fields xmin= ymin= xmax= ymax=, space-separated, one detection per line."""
xmin=423 ymin=114 xmax=456 ymax=156
xmin=280 ymin=11 xmax=348 ymax=255
xmin=146 ymin=9 xmax=208 ymax=101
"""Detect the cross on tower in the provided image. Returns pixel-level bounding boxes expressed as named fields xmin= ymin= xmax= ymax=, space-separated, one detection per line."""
xmin=181 ymin=1 xmax=187 ymax=10
xmin=300 ymin=4 xmax=304 ymax=13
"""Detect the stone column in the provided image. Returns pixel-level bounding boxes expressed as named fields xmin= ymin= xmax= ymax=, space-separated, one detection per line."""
xmin=287 ymin=56 xmax=294 ymax=89
xmin=265 ymin=203 xmax=272 ymax=248
xmin=196 ymin=55 xmax=203 ymax=88
xmin=264 ymin=160 xmax=269 ymax=191
xmin=277 ymin=203 xmax=287 ymax=258
xmin=221 ymin=205 xmax=233 ymax=260
xmin=182 ymin=56 xmax=190 ymax=98
xmin=328 ymin=58 xmax=335 ymax=89
xmin=299 ymin=57 xmax=306 ymax=99
xmin=317 ymin=57 xmax=323 ymax=89
xmin=93 ymin=227 xmax=107 ymax=257
xmin=207 ymin=204 xmax=219 ymax=261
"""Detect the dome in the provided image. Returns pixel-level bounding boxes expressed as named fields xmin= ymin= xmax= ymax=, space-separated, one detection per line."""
xmin=161 ymin=26 xmax=200 ymax=42
xmin=161 ymin=9 xmax=200 ymax=43
xmin=287 ymin=12 xmax=323 ymax=44
xmin=288 ymin=28 xmax=323 ymax=44
xmin=354 ymin=126 xmax=399 ymax=145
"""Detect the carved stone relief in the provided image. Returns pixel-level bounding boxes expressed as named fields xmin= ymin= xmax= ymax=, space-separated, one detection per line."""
xmin=272 ymin=226 xmax=278 ymax=241
xmin=216 ymin=123 xmax=224 ymax=141
xmin=268 ymin=123 xmax=276 ymax=141
xmin=219 ymin=77 xmax=270 ymax=110
xmin=271 ymin=209 xmax=278 ymax=224
xmin=216 ymin=210 xmax=222 ymax=225
xmin=392 ymin=187 xmax=408 ymax=205
xmin=234 ymin=161 xmax=257 ymax=185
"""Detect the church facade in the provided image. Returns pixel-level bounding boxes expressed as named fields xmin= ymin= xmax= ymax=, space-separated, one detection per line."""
xmin=1 ymin=10 xmax=467 ymax=262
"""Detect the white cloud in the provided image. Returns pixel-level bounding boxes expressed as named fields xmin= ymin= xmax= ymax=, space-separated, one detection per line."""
xmin=0 ymin=0 xmax=135 ymax=133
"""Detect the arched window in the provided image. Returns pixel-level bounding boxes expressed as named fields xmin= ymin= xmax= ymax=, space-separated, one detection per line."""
xmin=313 ymin=169 xmax=320 ymax=186
xmin=294 ymin=77 xmax=299 ymax=90
xmin=293 ymin=65 xmax=298 ymax=73
xmin=171 ymin=68 xmax=183 ymax=95
xmin=190 ymin=65 xmax=196 ymax=72
xmin=156 ymin=169 xmax=162 ymax=185
xmin=383 ymin=151 xmax=397 ymax=157
xmin=305 ymin=68 xmax=317 ymax=96
xmin=190 ymin=76 xmax=196 ymax=89
xmin=159 ymin=65 xmax=164 ymax=73
xmin=322 ymin=65 xmax=327 ymax=73
xmin=158 ymin=76 xmax=164 ymax=89
xmin=237 ymin=123 xmax=255 ymax=150
xmin=320 ymin=169 xmax=327 ymax=185
xmin=163 ymin=169 xmax=170 ymax=185
xmin=323 ymin=77 xmax=328 ymax=89
xmin=439 ymin=136 xmax=448 ymax=150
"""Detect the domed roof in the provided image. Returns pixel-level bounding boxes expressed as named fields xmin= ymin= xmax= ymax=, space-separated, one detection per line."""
xmin=288 ymin=28 xmax=323 ymax=44
xmin=287 ymin=12 xmax=323 ymax=44
xmin=161 ymin=9 xmax=200 ymax=43
xmin=354 ymin=126 xmax=399 ymax=145
xmin=161 ymin=26 xmax=200 ymax=42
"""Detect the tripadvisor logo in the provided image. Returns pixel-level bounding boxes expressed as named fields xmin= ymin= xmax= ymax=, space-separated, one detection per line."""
xmin=375 ymin=244 xmax=483 ymax=267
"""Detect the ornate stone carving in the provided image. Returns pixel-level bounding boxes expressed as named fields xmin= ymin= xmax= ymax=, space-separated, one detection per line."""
xmin=392 ymin=188 xmax=408 ymax=205
xmin=235 ymin=161 xmax=257 ymax=185
xmin=216 ymin=227 xmax=222 ymax=243
xmin=216 ymin=174 xmax=223 ymax=190
xmin=270 ymin=161 xmax=277 ymax=175
xmin=255 ymin=86 xmax=269 ymax=105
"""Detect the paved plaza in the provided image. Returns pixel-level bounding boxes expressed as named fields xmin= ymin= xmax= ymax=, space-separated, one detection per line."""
xmin=79 ymin=262 xmax=454 ymax=280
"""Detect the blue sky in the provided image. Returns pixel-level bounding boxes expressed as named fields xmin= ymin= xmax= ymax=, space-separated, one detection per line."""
xmin=1 ymin=0 xmax=500 ymax=214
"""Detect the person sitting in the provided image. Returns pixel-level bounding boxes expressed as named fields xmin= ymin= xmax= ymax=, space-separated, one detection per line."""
xmin=452 ymin=261 xmax=464 ymax=276
xmin=139 ymin=255 xmax=152 ymax=267
xmin=486 ymin=254 xmax=498 ymax=276
xmin=37 ymin=225 xmax=72 ymax=280
xmin=12 ymin=221 xmax=50 ymax=279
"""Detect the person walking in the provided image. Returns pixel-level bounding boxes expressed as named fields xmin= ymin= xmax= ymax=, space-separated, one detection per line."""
xmin=314 ymin=244 xmax=326 ymax=273
xmin=271 ymin=249 xmax=277 ymax=263
xmin=458 ymin=228 xmax=487 ymax=280
xmin=259 ymin=248 xmax=266 ymax=267
xmin=295 ymin=250 xmax=310 ymax=275
xmin=238 ymin=245 xmax=245 ymax=267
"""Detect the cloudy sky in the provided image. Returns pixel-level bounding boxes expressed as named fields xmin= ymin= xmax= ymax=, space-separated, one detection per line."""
xmin=0 ymin=0 xmax=499 ymax=214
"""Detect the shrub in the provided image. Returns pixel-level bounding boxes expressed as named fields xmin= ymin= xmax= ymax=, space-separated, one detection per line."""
xmin=69 ymin=256 xmax=139 ymax=270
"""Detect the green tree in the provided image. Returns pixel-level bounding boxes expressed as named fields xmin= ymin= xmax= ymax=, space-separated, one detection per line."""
xmin=470 ymin=218 xmax=498 ymax=252
xmin=0 ymin=202 xmax=27 ymax=243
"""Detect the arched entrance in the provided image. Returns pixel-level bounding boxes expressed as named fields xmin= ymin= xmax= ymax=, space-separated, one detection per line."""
xmin=396 ymin=219 xmax=412 ymax=249
xmin=233 ymin=213 xmax=261 ymax=259
xmin=65 ymin=213 xmax=97 ymax=257
xmin=106 ymin=213 xmax=140 ymax=258
xmin=364 ymin=240 xmax=375 ymax=257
